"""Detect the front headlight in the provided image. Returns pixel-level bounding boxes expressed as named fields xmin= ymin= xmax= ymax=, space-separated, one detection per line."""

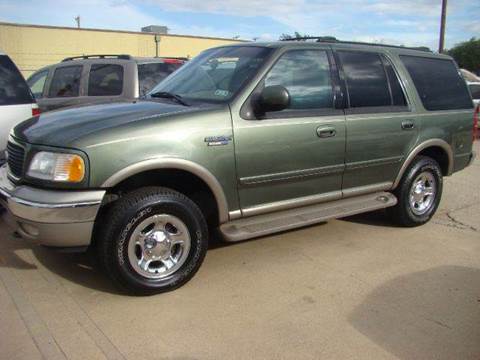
xmin=27 ymin=151 xmax=85 ymax=183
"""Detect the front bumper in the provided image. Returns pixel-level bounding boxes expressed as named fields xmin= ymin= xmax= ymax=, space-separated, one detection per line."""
xmin=0 ymin=165 xmax=105 ymax=247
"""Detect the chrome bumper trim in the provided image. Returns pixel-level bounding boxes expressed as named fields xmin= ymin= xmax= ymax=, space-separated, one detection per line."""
xmin=0 ymin=187 xmax=102 ymax=209
xmin=0 ymin=164 xmax=105 ymax=247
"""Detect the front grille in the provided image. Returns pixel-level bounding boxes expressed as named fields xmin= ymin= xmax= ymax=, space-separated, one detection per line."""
xmin=6 ymin=141 xmax=25 ymax=178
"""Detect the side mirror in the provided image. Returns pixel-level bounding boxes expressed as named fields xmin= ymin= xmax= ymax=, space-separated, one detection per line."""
xmin=257 ymin=85 xmax=290 ymax=113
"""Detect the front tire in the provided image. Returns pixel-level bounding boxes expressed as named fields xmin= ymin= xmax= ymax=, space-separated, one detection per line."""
xmin=389 ymin=156 xmax=443 ymax=227
xmin=97 ymin=187 xmax=208 ymax=295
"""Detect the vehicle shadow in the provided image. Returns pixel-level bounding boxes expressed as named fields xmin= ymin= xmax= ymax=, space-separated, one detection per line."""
xmin=0 ymin=219 xmax=329 ymax=294
xmin=349 ymin=265 xmax=480 ymax=360
xmin=0 ymin=222 xmax=121 ymax=294
xmin=341 ymin=209 xmax=401 ymax=228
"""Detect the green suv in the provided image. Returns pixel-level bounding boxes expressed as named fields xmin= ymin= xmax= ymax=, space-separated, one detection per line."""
xmin=0 ymin=41 xmax=476 ymax=294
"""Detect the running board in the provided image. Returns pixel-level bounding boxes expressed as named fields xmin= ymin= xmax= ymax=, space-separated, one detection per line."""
xmin=219 ymin=192 xmax=397 ymax=242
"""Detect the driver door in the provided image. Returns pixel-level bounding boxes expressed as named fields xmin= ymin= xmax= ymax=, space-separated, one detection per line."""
xmin=232 ymin=48 xmax=346 ymax=215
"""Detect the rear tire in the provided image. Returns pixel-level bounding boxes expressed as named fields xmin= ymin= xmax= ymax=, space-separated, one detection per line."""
xmin=96 ymin=187 xmax=208 ymax=295
xmin=388 ymin=156 xmax=443 ymax=227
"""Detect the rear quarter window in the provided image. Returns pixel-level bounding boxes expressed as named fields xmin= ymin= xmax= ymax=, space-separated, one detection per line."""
xmin=400 ymin=55 xmax=472 ymax=111
xmin=138 ymin=62 xmax=182 ymax=95
xmin=0 ymin=55 xmax=33 ymax=105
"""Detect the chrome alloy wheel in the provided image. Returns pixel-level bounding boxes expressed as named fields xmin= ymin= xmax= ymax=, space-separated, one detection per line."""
xmin=409 ymin=171 xmax=436 ymax=215
xmin=127 ymin=214 xmax=191 ymax=279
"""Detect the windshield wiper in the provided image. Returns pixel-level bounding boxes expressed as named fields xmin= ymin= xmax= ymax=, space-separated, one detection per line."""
xmin=150 ymin=91 xmax=190 ymax=106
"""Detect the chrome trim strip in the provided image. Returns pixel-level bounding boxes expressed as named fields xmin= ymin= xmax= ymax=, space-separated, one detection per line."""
xmin=102 ymin=158 xmax=230 ymax=224
xmin=342 ymin=182 xmax=393 ymax=197
xmin=392 ymin=139 xmax=454 ymax=189
xmin=242 ymin=190 xmax=342 ymax=217
xmin=239 ymin=164 xmax=344 ymax=186
xmin=346 ymin=156 xmax=403 ymax=171
xmin=0 ymin=187 xmax=102 ymax=209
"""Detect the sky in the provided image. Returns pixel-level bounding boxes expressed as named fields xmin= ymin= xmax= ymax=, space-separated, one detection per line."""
xmin=0 ymin=0 xmax=478 ymax=50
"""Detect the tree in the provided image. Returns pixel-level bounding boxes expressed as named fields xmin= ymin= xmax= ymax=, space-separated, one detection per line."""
xmin=448 ymin=38 xmax=480 ymax=73
xmin=279 ymin=32 xmax=310 ymax=41
xmin=279 ymin=33 xmax=337 ymax=42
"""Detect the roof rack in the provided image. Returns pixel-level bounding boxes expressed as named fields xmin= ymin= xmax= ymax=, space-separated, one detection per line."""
xmin=280 ymin=37 xmax=432 ymax=52
xmin=62 ymin=54 xmax=132 ymax=62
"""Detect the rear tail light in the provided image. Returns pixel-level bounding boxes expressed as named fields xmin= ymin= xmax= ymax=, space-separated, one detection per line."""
xmin=32 ymin=103 xmax=40 ymax=117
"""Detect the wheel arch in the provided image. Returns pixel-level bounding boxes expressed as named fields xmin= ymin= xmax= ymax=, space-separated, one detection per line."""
xmin=392 ymin=139 xmax=453 ymax=189
xmin=101 ymin=158 xmax=230 ymax=224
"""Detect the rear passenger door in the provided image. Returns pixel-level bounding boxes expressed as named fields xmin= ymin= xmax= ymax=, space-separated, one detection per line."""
xmin=336 ymin=50 xmax=417 ymax=193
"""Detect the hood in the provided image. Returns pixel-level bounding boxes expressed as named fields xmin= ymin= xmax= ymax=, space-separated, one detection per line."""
xmin=13 ymin=100 xmax=211 ymax=147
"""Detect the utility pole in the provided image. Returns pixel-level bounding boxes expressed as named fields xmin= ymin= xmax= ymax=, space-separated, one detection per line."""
xmin=438 ymin=0 xmax=447 ymax=53
xmin=154 ymin=34 xmax=161 ymax=57
xmin=75 ymin=16 xmax=81 ymax=29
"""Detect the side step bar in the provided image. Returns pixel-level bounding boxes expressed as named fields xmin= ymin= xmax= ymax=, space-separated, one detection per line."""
xmin=220 ymin=192 xmax=397 ymax=242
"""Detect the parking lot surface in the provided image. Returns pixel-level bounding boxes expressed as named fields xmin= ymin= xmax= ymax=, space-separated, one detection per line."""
xmin=1 ymin=142 xmax=479 ymax=360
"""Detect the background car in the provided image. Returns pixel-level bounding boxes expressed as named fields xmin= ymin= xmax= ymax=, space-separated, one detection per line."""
xmin=27 ymin=55 xmax=186 ymax=112
xmin=468 ymin=82 xmax=480 ymax=139
xmin=467 ymin=82 xmax=480 ymax=106
xmin=0 ymin=49 xmax=39 ymax=165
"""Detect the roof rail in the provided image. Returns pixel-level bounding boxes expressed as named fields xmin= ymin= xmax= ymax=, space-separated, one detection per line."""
xmin=62 ymin=54 xmax=132 ymax=62
xmin=280 ymin=37 xmax=432 ymax=52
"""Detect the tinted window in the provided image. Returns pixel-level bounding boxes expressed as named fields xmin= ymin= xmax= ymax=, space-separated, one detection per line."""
xmin=138 ymin=62 xmax=182 ymax=95
xmin=469 ymin=84 xmax=480 ymax=100
xmin=400 ymin=55 xmax=472 ymax=110
xmin=0 ymin=55 xmax=33 ymax=105
xmin=265 ymin=50 xmax=333 ymax=110
xmin=339 ymin=51 xmax=391 ymax=108
xmin=48 ymin=66 xmax=82 ymax=98
xmin=382 ymin=55 xmax=407 ymax=106
xmin=88 ymin=64 xmax=124 ymax=96
xmin=27 ymin=70 xmax=48 ymax=98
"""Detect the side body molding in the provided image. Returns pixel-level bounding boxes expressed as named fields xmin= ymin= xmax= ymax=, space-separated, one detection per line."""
xmin=392 ymin=139 xmax=454 ymax=189
xmin=101 ymin=158 xmax=230 ymax=224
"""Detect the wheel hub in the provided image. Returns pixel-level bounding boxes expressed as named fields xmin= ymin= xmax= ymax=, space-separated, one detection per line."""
xmin=409 ymin=171 xmax=436 ymax=216
xmin=144 ymin=231 xmax=171 ymax=259
xmin=127 ymin=214 xmax=191 ymax=279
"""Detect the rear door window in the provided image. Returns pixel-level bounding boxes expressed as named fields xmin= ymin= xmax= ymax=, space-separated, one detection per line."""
xmin=400 ymin=55 xmax=472 ymax=110
xmin=0 ymin=55 xmax=33 ymax=105
xmin=48 ymin=65 xmax=83 ymax=98
xmin=88 ymin=64 xmax=124 ymax=96
xmin=27 ymin=69 xmax=48 ymax=98
xmin=338 ymin=51 xmax=391 ymax=108
xmin=138 ymin=62 xmax=182 ymax=95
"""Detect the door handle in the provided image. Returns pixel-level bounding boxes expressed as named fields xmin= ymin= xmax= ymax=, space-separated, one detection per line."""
xmin=317 ymin=126 xmax=336 ymax=138
xmin=401 ymin=121 xmax=415 ymax=130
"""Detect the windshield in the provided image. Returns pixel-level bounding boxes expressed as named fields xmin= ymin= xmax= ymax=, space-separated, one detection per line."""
xmin=149 ymin=46 xmax=272 ymax=103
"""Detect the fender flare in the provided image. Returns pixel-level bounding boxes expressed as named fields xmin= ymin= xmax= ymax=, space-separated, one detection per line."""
xmin=392 ymin=139 xmax=453 ymax=189
xmin=102 ymin=158 xmax=230 ymax=223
